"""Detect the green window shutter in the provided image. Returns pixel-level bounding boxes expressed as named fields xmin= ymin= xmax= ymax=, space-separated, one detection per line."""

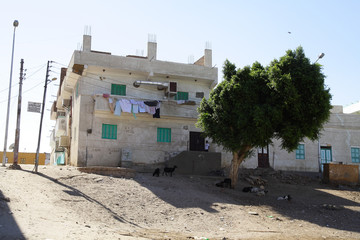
xmin=102 ymin=124 xmax=117 ymax=139
xmin=111 ymin=84 xmax=126 ymax=96
xmin=351 ymin=147 xmax=360 ymax=163
xmin=157 ymin=128 xmax=171 ymax=143
xmin=295 ymin=144 xmax=305 ymax=159
xmin=175 ymin=91 xmax=189 ymax=100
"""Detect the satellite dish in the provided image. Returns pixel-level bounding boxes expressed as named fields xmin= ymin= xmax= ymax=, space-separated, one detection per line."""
xmin=9 ymin=143 xmax=14 ymax=150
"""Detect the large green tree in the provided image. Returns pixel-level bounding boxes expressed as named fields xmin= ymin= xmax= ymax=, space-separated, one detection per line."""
xmin=197 ymin=47 xmax=332 ymax=188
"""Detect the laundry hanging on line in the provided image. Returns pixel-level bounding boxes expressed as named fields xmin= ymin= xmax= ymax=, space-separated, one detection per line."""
xmin=102 ymin=95 xmax=161 ymax=118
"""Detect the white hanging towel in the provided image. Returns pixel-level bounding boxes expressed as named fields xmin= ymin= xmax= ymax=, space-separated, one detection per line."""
xmin=114 ymin=100 xmax=121 ymax=116
xmin=119 ymin=99 xmax=132 ymax=113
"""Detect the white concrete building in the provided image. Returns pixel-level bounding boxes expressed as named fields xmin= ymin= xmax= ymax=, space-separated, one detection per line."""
xmin=238 ymin=106 xmax=360 ymax=178
xmin=50 ymin=34 xmax=221 ymax=173
xmin=344 ymin=100 xmax=360 ymax=114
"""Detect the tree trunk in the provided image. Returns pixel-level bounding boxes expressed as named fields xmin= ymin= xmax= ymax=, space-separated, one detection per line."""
xmin=229 ymin=145 xmax=252 ymax=189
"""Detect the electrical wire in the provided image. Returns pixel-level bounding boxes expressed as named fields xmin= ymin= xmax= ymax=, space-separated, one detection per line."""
xmin=0 ymin=63 xmax=58 ymax=104
xmin=0 ymin=64 xmax=46 ymax=95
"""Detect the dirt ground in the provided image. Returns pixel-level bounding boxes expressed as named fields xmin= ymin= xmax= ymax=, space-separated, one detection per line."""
xmin=0 ymin=164 xmax=359 ymax=240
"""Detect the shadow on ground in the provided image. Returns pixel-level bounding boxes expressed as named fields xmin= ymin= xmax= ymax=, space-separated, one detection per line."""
xmin=0 ymin=190 xmax=25 ymax=240
xmin=134 ymin=168 xmax=360 ymax=234
xmin=20 ymin=169 xmax=141 ymax=228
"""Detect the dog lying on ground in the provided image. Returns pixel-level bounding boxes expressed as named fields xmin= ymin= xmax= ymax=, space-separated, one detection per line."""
xmin=163 ymin=166 xmax=177 ymax=176
xmin=153 ymin=168 xmax=160 ymax=177
xmin=242 ymin=186 xmax=268 ymax=196
xmin=277 ymin=195 xmax=291 ymax=201
xmin=242 ymin=186 xmax=253 ymax=192
xmin=215 ymin=178 xmax=232 ymax=188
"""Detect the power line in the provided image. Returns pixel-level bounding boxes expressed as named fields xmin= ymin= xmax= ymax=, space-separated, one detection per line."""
xmin=0 ymin=64 xmax=46 ymax=94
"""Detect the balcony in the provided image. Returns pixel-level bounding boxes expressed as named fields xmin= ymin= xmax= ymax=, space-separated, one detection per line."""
xmin=93 ymin=95 xmax=199 ymax=119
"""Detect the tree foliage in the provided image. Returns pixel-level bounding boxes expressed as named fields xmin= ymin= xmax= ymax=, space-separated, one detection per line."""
xmin=197 ymin=46 xmax=332 ymax=188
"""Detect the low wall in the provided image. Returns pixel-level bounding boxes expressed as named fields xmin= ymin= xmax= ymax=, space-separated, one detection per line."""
xmin=323 ymin=163 xmax=359 ymax=185
xmin=166 ymin=151 xmax=221 ymax=175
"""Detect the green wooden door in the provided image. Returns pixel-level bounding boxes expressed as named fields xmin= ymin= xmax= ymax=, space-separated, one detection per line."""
xmin=321 ymin=147 xmax=332 ymax=171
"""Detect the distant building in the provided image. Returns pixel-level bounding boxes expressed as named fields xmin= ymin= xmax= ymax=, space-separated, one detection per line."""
xmin=344 ymin=100 xmax=360 ymax=114
xmin=238 ymin=106 xmax=360 ymax=180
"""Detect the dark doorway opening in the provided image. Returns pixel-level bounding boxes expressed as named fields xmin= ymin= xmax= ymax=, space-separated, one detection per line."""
xmin=189 ymin=131 xmax=205 ymax=151
xmin=258 ymin=145 xmax=270 ymax=168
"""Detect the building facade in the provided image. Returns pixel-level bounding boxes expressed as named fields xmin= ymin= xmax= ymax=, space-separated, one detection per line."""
xmin=50 ymin=34 xmax=219 ymax=171
xmin=237 ymin=106 xmax=360 ymax=181
xmin=50 ymin=34 xmax=359 ymax=181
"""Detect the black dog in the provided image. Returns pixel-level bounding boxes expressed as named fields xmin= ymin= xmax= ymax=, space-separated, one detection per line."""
xmin=153 ymin=168 xmax=160 ymax=177
xmin=216 ymin=178 xmax=232 ymax=188
xmin=242 ymin=186 xmax=253 ymax=192
xmin=163 ymin=166 xmax=177 ymax=177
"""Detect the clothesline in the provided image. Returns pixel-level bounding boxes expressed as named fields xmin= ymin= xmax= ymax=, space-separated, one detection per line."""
xmin=93 ymin=93 xmax=197 ymax=105
xmin=94 ymin=93 xmax=164 ymax=102
xmin=102 ymin=94 xmax=161 ymax=119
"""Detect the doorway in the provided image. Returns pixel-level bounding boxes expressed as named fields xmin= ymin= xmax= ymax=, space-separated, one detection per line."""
xmin=189 ymin=131 xmax=205 ymax=151
xmin=320 ymin=146 xmax=332 ymax=171
xmin=258 ymin=145 xmax=270 ymax=168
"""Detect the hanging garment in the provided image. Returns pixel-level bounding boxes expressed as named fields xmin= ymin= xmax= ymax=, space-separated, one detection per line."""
xmin=132 ymin=104 xmax=139 ymax=114
xmin=108 ymin=98 xmax=114 ymax=113
xmin=138 ymin=101 xmax=146 ymax=113
xmin=153 ymin=108 xmax=160 ymax=118
xmin=119 ymin=99 xmax=132 ymax=113
xmin=144 ymin=100 xmax=159 ymax=107
xmin=114 ymin=100 xmax=121 ymax=116
xmin=149 ymin=107 xmax=156 ymax=114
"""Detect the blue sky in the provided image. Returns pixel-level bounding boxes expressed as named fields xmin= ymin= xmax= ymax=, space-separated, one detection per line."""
xmin=0 ymin=0 xmax=359 ymax=153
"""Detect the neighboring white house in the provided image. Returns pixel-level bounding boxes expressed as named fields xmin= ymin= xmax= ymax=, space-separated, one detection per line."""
xmin=50 ymin=34 xmax=359 ymax=180
xmin=344 ymin=100 xmax=360 ymax=114
xmin=237 ymin=106 xmax=360 ymax=178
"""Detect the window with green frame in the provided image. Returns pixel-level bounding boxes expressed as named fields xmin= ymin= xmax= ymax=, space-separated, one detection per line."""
xmin=296 ymin=144 xmax=305 ymax=159
xmin=174 ymin=91 xmax=189 ymax=100
xmin=351 ymin=147 xmax=360 ymax=163
xmin=157 ymin=128 xmax=171 ymax=143
xmin=102 ymin=124 xmax=117 ymax=139
xmin=111 ymin=84 xmax=126 ymax=96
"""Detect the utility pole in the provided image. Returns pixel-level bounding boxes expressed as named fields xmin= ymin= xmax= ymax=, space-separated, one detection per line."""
xmin=34 ymin=61 xmax=51 ymax=173
xmin=12 ymin=59 xmax=24 ymax=169
xmin=2 ymin=20 xmax=19 ymax=167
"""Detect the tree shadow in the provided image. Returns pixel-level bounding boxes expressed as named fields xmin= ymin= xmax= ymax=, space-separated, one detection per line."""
xmin=134 ymin=173 xmax=225 ymax=213
xmin=0 ymin=190 xmax=25 ymax=239
xmin=20 ymin=169 xmax=141 ymax=228
xmin=133 ymin=171 xmax=360 ymax=234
